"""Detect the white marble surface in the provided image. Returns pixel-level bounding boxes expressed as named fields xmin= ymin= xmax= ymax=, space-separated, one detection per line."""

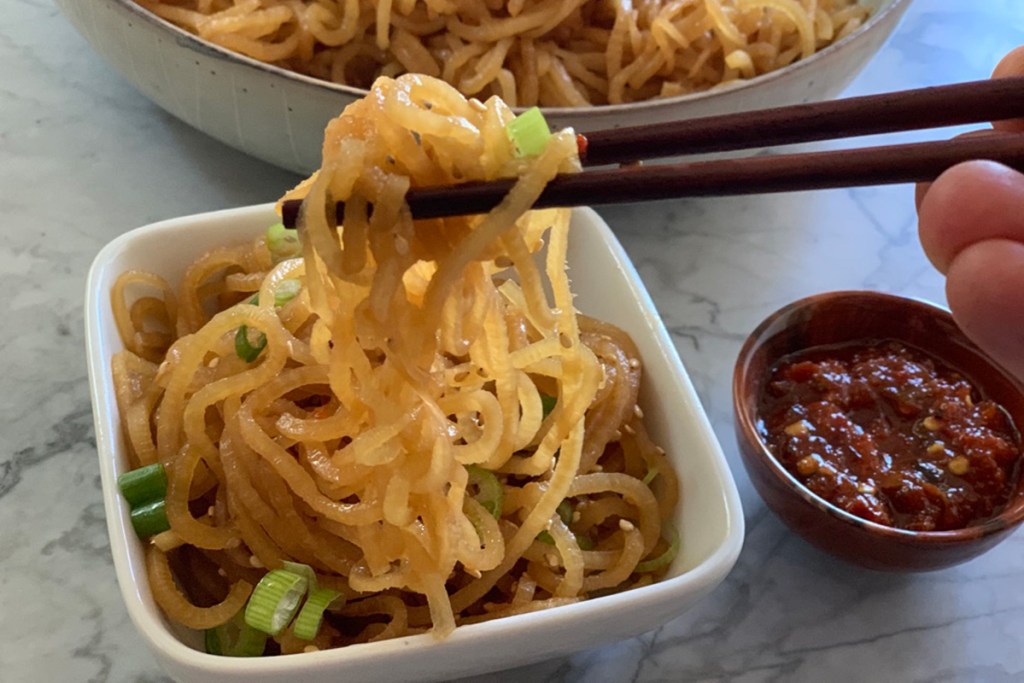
xmin=3 ymin=1 xmax=1024 ymax=681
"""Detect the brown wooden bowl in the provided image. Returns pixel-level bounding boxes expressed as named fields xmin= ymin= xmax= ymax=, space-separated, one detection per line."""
xmin=733 ymin=290 xmax=1024 ymax=571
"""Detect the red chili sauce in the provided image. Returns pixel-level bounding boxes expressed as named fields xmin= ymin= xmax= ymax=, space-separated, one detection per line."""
xmin=758 ymin=340 xmax=1023 ymax=531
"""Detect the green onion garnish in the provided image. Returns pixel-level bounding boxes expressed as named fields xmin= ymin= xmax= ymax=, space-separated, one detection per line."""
xmin=266 ymin=223 xmax=301 ymax=263
xmin=506 ymin=107 xmax=551 ymax=158
xmin=540 ymin=393 xmax=557 ymax=418
xmin=244 ymin=569 xmax=309 ymax=636
xmin=576 ymin=534 xmax=594 ymax=551
xmin=293 ymin=588 xmax=343 ymax=641
xmin=536 ymin=500 xmax=575 ymax=545
xmin=235 ymin=325 xmax=267 ymax=362
xmin=274 ymin=279 xmax=302 ymax=307
xmin=205 ymin=613 xmax=268 ymax=657
xmin=642 ymin=467 xmax=659 ymax=486
xmin=556 ymin=500 xmax=573 ymax=525
xmin=130 ymin=499 xmax=170 ymax=538
xmin=117 ymin=463 xmax=167 ymax=508
xmin=634 ymin=523 xmax=680 ymax=573
xmin=466 ymin=465 xmax=503 ymax=519
xmin=281 ymin=560 xmax=318 ymax=593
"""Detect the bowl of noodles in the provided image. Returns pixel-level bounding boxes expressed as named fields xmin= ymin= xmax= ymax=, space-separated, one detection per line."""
xmin=59 ymin=0 xmax=911 ymax=174
xmin=85 ymin=75 xmax=743 ymax=681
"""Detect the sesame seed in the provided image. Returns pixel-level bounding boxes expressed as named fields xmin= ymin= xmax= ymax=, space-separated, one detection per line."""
xmin=795 ymin=455 xmax=819 ymax=476
xmin=784 ymin=420 xmax=811 ymax=436
xmin=249 ymin=555 xmax=264 ymax=568
xmin=619 ymin=519 xmax=635 ymax=532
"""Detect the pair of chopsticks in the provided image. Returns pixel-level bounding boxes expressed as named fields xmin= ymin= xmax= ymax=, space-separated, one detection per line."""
xmin=280 ymin=77 xmax=1024 ymax=226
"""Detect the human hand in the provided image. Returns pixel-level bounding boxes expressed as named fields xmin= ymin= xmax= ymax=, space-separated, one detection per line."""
xmin=916 ymin=47 xmax=1024 ymax=381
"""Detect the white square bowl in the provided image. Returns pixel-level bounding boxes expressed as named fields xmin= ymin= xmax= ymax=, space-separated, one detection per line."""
xmin=85 ymin=204 xmax=743 ymax=682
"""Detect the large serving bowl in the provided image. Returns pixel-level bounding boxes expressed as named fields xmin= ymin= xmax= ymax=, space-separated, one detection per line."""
xmin=733 ymin=291 xmax=1024 ymax=572
xmin=85 ymin=205 xmax=743 ymax=682
xmin=59 ymin=0 xmax=912 ymax=175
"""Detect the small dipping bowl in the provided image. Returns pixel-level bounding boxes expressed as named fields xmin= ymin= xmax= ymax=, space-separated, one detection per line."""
xmin=733 ymin=291 xmax=1024 ymax=571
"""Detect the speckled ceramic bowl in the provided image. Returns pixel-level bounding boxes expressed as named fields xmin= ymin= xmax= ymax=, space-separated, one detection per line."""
xmin=733 ymin=291 xmax=1024 ymax=572
xmin=57 ymin=0 xmax=911 ymax=174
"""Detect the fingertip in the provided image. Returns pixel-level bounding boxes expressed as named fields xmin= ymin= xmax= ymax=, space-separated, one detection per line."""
xmin=992 ymin=46 xmax=1024 ymax=133
xmin=918 ymin=160 xmax=1024 ymax=273
xmin=946 ymin=238 xmax=1024 ymax=382
xmin=993 ymin=45 xmax=1024 ymax=79
xmin=915 ymin=181 xmax=931 ymax=212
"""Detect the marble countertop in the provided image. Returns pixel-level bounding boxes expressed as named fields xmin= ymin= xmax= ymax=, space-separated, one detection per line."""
xmin=4 ymin=1 xmax=1024 ymax=681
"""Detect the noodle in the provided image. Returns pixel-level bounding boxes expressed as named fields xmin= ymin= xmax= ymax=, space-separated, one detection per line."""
xmin=136 ymin=0 xmax=871 ymax=106
xmin=111 ymin=73 xmax=680 ymax=653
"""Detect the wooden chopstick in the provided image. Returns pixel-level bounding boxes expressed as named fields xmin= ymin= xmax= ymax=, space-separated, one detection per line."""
xmin=280 ymin=78 xmax=1024 ymax=226
xmin=283 ymin=134 xmax=1024 ymax=224
xmin=581 ymin=77 xmax=1024 ymax=166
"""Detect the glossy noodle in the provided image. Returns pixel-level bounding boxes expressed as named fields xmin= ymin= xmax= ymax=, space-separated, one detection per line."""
xmin=111 ymin=74 xmax=678 ymax=653
xmin=136 ymin=0 xmax=872 ymax=106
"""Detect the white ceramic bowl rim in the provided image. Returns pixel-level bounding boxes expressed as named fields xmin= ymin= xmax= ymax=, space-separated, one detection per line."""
xmin=112 ymin=0 xmax=907 ymax=117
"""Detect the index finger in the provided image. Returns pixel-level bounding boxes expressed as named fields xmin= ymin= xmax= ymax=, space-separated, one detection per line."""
xmin=993 ymin=46 xmax=1024 ymax=133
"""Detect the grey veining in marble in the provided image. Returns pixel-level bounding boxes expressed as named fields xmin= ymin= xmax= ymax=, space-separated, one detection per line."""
xmin=2 ymin=1 xmax=1023 ymax=681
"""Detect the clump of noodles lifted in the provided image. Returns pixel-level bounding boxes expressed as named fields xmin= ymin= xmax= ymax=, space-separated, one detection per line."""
xmin=110 ymin=74 xmax=679 ymax=652
xmin=138 ymin=0 xmax=871 ymax=106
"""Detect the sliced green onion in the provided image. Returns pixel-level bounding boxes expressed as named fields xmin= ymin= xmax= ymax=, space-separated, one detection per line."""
xmin=556 ymin=500 xmax=573 ymax=525
xmin=506 ymin=107 xmax=551 ymax=158
xmin=281 ymin=560 xmax=318 ymax=593
xmin=117 ymin=463 xmax=167 ymax=508
xmin=642 ymin=467 xmax=659 ymax=486
xmin=466 ymin=465 xmax=503 ymax=519
xmin=205 ymin=613 xmax=268 ymax=657
xmin=274 ymin=279 xmax=302 ymax=307
xmin=536 ymin=500 xmax=575 ymax=545
xmin=235 ymin=325 xmax=267 ymax=362
xmin=130 ymin=499 xmax=170 ymax=538
xmin=634 ymin=523 xmax=680 ymax=573
xmin=293 ymin=588 xmax=343 ymax=641
xmin=540 ymin=393 xmax=557 ymax=419
xmin=244 ymin=569 xmax=309 ymax=636
xmin=266 ymin=223 xmax=301 ymax=263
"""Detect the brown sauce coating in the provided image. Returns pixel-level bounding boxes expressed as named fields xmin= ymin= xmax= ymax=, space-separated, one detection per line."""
xmin=759 ymin=340 xmax=1023 ymax=531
